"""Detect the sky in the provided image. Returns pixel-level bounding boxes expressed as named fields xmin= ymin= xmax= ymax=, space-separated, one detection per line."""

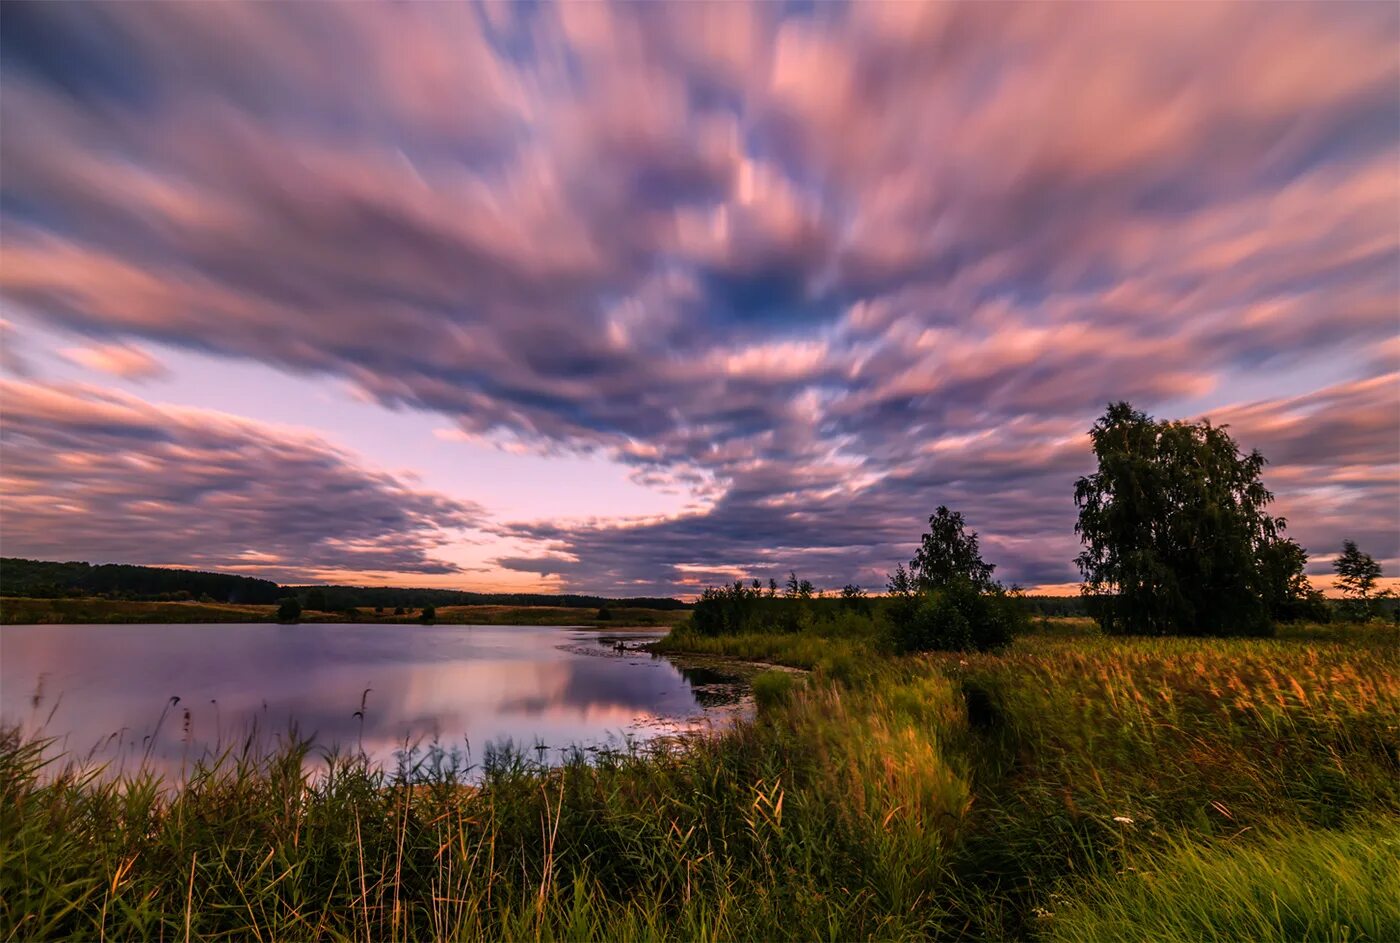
xmin=1 ymin=1 xmax=1397 ymax=597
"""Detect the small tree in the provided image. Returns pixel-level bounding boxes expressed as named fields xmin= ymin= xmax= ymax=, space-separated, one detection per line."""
xmin=767 ymin=577 xmax=778 ymax=598
xmin=1334 ymin=541 xmax=1385 ymax=622
xmin=888 ymin=508 xmax=1021 ymax=652
xmin=596 ymin=605 xmax=613 ymax=622
xmin=784 ymin=571 xmax=814 ymax=599
xmin=886 ymin=563 xmax=914 ymax=596
xmin=839 ymin=583 xmax=871 ymax=615
xmin=911 ymin=506 xmax=996 ymax=592
xmin=420 ymin=604 xmax=437 ymax=624
xmin=394 ymin=606 xmax=406 ymax=615
xmin=276 ymin=597 xmax=301 ymax=623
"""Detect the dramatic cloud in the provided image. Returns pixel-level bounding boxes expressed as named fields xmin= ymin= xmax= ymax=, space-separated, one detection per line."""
xmin=0 ymin=381 xmax=480 ymax=580
xmin=1 ymin=2 xmax=1396 ymax=591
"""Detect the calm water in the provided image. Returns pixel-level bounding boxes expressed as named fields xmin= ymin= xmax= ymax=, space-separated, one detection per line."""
xmin=0 ymin=623 xmax=738 ymax=779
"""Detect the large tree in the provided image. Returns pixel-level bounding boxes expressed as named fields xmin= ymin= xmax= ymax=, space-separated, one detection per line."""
xmin=1074 ymin=402 xmax=1305 ymax=636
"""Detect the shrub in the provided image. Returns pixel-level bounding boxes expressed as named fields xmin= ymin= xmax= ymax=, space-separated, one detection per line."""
xmin=420 ymin=604 xmax=436 ymax=624
xmin=888 ymin=579 xmax=1023 ymax=654
xmin=275 ymin=596 xmax=301 ymax=623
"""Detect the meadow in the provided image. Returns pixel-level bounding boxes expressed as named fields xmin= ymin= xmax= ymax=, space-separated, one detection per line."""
xmin=2 ymin=617 xmax=1396 ymax=941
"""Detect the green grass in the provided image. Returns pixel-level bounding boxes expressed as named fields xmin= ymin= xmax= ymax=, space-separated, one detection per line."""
xmin=1048 ymin=823 xmax=1400 ymax=943
xmin=1 ymin=675 xmax=972 ymax=940
xmin=3 ymin=619 xmax=1396 ymax=940
xmin=751 ymin=670 xmax=798 ymax=712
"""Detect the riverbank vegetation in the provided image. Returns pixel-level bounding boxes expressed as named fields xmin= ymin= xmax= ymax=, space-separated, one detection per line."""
xmin=3 ymin=619 xmax=1395 ymax=941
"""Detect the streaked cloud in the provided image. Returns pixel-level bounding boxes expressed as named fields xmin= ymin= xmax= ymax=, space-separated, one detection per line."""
xmin=60 ymin=343 xmax=167 ymax=381
xmin=0 ymin=380 xmax=480 ymax=580
xmin=1 ymin=1 xmax=1395 ymax=591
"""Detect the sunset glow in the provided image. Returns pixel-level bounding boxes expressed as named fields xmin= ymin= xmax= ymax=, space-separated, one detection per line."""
xmin=2 ymin=2 xmax=1396 ymax=595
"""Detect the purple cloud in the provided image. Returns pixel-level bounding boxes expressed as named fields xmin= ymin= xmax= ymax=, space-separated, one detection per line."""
xmin=0 ymin=381 xmax=480 ymax=580
xmin=1 ymin=2 xmax=1396 ymax=592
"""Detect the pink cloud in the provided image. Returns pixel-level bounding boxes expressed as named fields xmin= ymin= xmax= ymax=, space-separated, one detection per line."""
xmin=61 ymin=343 xmax=168 ymax=381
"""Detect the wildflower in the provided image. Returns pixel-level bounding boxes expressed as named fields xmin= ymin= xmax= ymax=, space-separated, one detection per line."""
xmin=1112 ymin=815 xmax=1134 ymax=824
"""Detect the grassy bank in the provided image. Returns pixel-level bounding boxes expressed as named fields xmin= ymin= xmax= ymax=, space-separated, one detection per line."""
xmin=3 ymin=621 xmax=1396 ymax=940
xmin=0 ymin=596 xmax=687 ymax=628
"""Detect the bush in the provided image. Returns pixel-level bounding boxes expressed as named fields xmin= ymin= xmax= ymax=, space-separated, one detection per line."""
xmin=690 ymin=582 xmax=762 ymax=636
xmin=275 ymin=597 xmax=301 ymax=623
xmin=691 ymin=582 xmax=812 ymax=636
xmin=751 ymin=670 xmax=796 ymax=712
xmin=420 ymin=604 xmax=436 ymax=624
xmin=888 ymin=579 xmax=1023 ymax=654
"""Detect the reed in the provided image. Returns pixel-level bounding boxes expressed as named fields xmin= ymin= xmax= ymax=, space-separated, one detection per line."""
xmin=3 ymin=620 xmax=1395 ymax=941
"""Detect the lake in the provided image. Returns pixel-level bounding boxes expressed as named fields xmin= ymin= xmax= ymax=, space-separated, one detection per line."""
xmin=0 ymin=623 xmax=741 ymax=780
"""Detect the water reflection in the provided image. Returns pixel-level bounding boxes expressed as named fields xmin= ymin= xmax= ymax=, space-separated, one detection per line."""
xmin=0 ymin=624 xmax=733 ymax=779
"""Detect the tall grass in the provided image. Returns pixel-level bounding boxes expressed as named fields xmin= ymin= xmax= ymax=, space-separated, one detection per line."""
xmin=1048 ymin=823 xmax=1400 ymax=942
xmin=652 ymin=629 xmax=878 ymax=684
xmin=1 ymin=671 xmax=971 ymax=941
xmin=930 ymin=628 xmax=1400 ymax=937
xmin=4 ymin=620 xmax=1396 ymax=940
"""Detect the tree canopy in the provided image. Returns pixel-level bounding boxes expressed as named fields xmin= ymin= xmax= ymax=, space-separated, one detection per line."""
xmin=888 ymin=507 xmax=1020 ymax=653
xmin=1333 ymin=540 xmax=1386 ymax=622
xmin=1074 ymin=402 xmax=1312 ymax=636
xmin=910 ymin=507 xmax=997 ymax=593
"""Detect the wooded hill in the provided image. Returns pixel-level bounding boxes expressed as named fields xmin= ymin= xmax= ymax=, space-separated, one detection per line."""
xmin=0 ymin=557 xmax=688 ymax=610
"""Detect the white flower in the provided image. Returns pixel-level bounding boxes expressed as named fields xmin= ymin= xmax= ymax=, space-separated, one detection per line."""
xmin=1113 ymin=815 xmax=1134 ymax=824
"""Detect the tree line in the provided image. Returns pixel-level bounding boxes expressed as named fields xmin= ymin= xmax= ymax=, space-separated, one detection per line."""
xmin=0 ymin=558 xmax=284 ymax=604
xmin=0 ymin=558 xmax=688 ymax=612
xmin=692 ymin=401 xmax=1392 ymax=651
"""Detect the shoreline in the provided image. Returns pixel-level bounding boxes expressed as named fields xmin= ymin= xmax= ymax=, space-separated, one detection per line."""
xmin=0 ymin=595 xmax=687 ymax=628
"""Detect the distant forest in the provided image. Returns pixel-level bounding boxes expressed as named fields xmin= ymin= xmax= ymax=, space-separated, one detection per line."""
xmin=0 ymin=558 xmax=690 ymax=611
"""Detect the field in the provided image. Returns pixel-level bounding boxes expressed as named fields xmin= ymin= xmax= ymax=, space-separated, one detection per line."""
xmin=2 ymin=619 xmax=1396 ymax=940
xmin=0 ymin=596 xmax=687 ymax=628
